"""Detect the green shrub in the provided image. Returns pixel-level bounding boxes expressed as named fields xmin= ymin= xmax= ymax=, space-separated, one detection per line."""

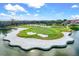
xmin=70 ymin=24 xmax=79 ymax=31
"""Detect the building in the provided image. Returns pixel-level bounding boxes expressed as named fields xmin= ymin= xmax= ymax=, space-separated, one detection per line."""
xmin=63 ymin=19 xmax=79 ymax=25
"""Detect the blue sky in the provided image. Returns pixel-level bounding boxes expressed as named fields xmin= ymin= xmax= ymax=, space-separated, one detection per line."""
xmin=0 ymin=3 xmax=79 ymax=21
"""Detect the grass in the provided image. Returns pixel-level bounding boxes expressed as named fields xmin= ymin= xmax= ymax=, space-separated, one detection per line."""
xmin=7 ymin=24 xmax=28 ymax=28
xmin=70 ymin=24 xmax=79 ymax=31
xmin=17 ymin=25 xmax=71 ymax=40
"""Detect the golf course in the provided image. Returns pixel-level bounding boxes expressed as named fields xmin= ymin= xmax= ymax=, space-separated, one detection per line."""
xmin=17 ymin=25 xmax=71 ymax=40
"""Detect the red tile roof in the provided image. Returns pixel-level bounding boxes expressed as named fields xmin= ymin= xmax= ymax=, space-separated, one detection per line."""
xmin=67 ymin=19 xmax=79 ymax=23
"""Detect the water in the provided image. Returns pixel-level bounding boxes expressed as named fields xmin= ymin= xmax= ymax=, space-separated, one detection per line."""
xmin=0 ymin=29 xmax=79 ymax=56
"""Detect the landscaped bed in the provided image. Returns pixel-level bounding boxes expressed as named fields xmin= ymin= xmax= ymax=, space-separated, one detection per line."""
xmin=17 ymin=26 xmax=71 ymax=40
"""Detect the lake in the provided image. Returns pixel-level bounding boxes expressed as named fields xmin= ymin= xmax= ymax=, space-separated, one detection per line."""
xmin=0 ymin=29 xmax=79 ymax=56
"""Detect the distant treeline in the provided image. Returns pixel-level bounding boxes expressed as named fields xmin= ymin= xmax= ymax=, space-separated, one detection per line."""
xmin=0 ymin=19 xmax=67 ymax=27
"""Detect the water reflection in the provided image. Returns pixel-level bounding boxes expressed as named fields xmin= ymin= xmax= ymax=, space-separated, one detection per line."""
xmin=0 ymin=29 xmax=11 ymax=36
xmin=0 ymin=29 xmax=79 ymax=56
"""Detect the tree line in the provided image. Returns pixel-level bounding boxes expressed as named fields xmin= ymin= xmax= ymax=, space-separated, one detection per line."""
xmin=0 ymin=19 xmax=67 ymax=27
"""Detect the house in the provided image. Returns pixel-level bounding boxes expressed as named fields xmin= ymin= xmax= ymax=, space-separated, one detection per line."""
xmin=62 ymin=19 xmax=79 ymax=25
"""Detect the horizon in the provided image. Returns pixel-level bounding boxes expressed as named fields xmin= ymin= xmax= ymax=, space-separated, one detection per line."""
xmin=0 ymin=3 xmax=79 ymax=21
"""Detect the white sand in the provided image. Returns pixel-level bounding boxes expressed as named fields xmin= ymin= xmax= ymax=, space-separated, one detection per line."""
xmin=37 ymin=34 xmax=48 ymax=37
xmin=27 ymin=32 xmax=48 ymax=38
xmin=4 ymin=28 xmax=74 ymax=50
xmin=27 ymin=32 xmax=36 ymax=35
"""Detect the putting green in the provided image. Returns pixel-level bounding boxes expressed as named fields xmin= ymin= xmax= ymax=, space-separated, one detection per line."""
xmin=17 ymin=26 xmax=71 ymax=40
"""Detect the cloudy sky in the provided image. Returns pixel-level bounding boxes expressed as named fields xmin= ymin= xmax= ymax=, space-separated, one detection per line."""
xmin=0 ymin=3 xmax=79 ymax=21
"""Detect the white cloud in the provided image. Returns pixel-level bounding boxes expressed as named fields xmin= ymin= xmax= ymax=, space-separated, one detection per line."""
xmin=26 ymin=0 xmax=45 ymax=8
xmin=0 ymin=12 xmax=25 ymax=20
xmin=0 ymin=13 xmax=13 ymax=20
xmin=0 ymin=13 xmax=7 ymax=16
xmin=0 ymin=13 xmax=11 ymax=17
xmin=5 ymin=4 xmax=16 ymax=11
xmin=0 ymin=0 xmax=79 ymax=3
xmin=4 ymin=4 xmax=26 ymax=12
xmin=10 ymin=12 xmax=16 ymax=15
xmin=70 ymin=15 xmax=79 ymax=19
xmin=34 ymin=14 xmax=39 ymax=16
xmin=14 ymin=4 xmax=26 ymax=12
xmin=0 ymin=12 xmax=16 ymax=19
xmin=26 ymin=13 xmax=31 ymax=16
xmin=71 ymin=5 xmax=79 ymax=8
xmin=4 ymin=1 xmax=45 ymax=9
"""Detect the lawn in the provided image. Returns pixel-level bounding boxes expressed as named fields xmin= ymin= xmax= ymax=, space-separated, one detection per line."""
xmin=17 ymin=25 xmax=71 ymax=40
